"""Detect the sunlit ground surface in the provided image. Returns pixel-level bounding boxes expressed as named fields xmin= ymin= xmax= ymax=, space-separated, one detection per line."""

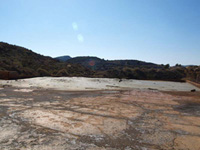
xmin=0 ymin=86 xmax=200 ymax=150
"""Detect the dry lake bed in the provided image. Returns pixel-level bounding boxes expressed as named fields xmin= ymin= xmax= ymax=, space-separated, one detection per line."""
xmin=0 ymin=77 xmax=200 ymax=150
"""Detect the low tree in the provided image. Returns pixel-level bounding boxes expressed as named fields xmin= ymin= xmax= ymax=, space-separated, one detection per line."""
xmin=37 ymin=68 xmax=50 ymax=77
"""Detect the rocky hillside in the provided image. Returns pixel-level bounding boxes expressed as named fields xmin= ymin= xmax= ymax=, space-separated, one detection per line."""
xmin=186 ymin=66 xmax=200 ymax=83
xmin=1 ymin=42 xmax=199 ymax=83
xmin=65 ymin=56 xmax=186 ymax=81
xmin=66 ymin=56 xmax=161 ymax=71
xmin=0 ymin=42 xmax=93 ymax=79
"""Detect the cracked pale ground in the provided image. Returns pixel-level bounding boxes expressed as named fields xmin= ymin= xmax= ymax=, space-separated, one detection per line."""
xmin=0 ymin=87 xmax=200 ymax=149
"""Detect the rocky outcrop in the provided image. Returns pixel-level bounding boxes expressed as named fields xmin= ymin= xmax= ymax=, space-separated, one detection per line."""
xmin=0 ymin=71 xmax=19 ymax=80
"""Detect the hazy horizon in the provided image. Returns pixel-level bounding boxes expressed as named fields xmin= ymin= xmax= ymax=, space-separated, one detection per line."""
xmin=0 ymin=0 xmax=200 ymax=66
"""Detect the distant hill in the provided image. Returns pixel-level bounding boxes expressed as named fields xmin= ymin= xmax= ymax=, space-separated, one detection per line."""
xmin=66 ymin=56 xmax=161 ymax=71
xmin=55 ymin=55 xmax=72 ymax=62
xmin=1 ymin=42 xmax=196 ymax=82
xmin=0 ymin=42 xmax=93 ymax=79
xmin=65 ymin=56 xmax=187 ymax=81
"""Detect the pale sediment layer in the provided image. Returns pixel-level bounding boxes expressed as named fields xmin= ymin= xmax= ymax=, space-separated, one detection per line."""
xmin=0 ymin=77 xmax=199 ymax=91
xmin=0 ymin=87 xmax=200 ymax=149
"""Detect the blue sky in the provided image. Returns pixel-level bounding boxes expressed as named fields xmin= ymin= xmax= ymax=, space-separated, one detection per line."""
xmin=0 ymin=0 xmax=200 ymax=65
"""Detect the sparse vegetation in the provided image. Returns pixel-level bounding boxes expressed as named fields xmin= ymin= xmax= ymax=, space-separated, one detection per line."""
xmin=0 ymin=42 xmax=93 ymax=79
xmin=186 ymin=66 xmax=200 ymax=83
xmin=0 ymin=42 xmax=199 ymax=83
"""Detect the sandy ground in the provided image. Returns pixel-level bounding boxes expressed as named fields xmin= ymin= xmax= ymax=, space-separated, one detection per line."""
xmin=0 ymin=77 xmax=199 ymax=91
xmin=0 ymin=77 xmax=200 ymax=149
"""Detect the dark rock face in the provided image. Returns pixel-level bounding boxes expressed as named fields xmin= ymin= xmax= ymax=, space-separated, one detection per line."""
xmin=0 ymin=71 xmax=9 ymax=79
xmin=0 ymin=71 xmax=19 ymax=80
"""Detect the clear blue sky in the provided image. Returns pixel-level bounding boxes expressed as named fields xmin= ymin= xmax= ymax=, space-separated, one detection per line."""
xmin=0 ymin=0 xmax=200 ymax=65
